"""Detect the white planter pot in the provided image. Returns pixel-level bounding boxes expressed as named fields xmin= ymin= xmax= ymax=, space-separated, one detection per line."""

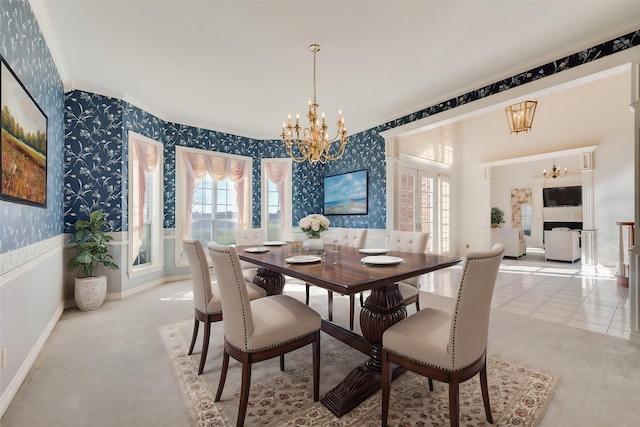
xmin=75 ymin=276 xmax=107 ymax=311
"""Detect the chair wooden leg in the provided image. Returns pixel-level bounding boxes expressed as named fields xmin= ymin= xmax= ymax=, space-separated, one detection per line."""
xmin=415 ymin=295 xmax=421 ymax=311
xmin=312 ymin=331 xmax=320 ymax=401
xmin=214 ymin=349 xmax=230 ymax=402
xmin=349 ymin=294 xmax=355 ymax=330
xmin=280 ymin=354 xmax=285 ymax=371
xmin=381 ymin=350 xmax=391 ymax=427
xmin=359 ymin=291 xmax=364 ymax=306
xmin=188 ymin=318 xmax=199 ymax=355
xmin=198 ymin=319 xmax=211 ymax=375
xmin=480 ymin=360 xmax=493 ymax=423
xmin=327 ymin=290 xmax=334 ymax=321
xmin=305 ymin=283 xmax=310 ymax=305
xmin=449 ymin=380 xmax=460 ymax=427
xmin=237 ymin=358 xmax=252 ymax=427
xmin=428 ymin=378 xmax=434 ymax=391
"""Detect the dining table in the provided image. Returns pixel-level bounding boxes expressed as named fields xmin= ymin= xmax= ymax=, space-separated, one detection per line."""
xmin=237 ymin=241 xmax=461 ymax=418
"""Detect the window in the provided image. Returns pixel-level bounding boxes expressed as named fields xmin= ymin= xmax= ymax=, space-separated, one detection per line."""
xmin=261 ymin=158 xmax=292 ymax=241
xmin=191 ymin=175 xmax=237 ymax=245
xmin=398 ymin=171 xmax=416 ymax=232
xmin=521 ymin=203 xmax=532 ymax=237
xmin=439 ymin=176 xmax=451 ymax=253
xmin=127 ymin=131 xmax=163 ymax=276
xmin=398 ymin=166 xmax=447 ymax=253
xmin=133 ymin=171 xmax=152 ymax=266
xmin=175 ymin=147 xmax=252 ymax=266
xmin=420 ymin=174 xmax=435 ymax=252
xmin=266 ymin=180 xmax=280 ymax=237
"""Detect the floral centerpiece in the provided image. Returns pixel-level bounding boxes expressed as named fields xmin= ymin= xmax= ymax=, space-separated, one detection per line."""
xmin=299 ymin=214 xmax=330 ymax=239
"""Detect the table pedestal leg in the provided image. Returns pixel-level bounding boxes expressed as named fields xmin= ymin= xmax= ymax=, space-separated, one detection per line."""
xmin=321 ymin=283 xmax=407 ymax=417
xmin=252 ymin=268 xmax=285 ymax=296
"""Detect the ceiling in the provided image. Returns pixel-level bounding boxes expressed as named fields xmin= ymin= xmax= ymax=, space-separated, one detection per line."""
xmin=31 ymin=1 xmax=640 ymax=140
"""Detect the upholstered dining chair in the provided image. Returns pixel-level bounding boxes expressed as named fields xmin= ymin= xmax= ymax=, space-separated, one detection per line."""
xmin=207 ymin=242 xmax=321 ymax=427
xmin=381 ymin=244 xmax=504 ymax=427
xmin=306 ymin=228 xmax=368 ymax=330
xmin=182 ymin=239 xmax=267 ymax=375
xmin=387 ymin=230 xmax=430 ymax=311
xmin=234 ymin=227 xmax=268 ymax=283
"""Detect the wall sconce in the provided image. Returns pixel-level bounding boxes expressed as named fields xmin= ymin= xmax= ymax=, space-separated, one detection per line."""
xmin=505 ymin=100 xmax=537 ymax=134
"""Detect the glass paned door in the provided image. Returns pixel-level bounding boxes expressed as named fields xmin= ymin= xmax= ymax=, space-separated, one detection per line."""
xmin=398 ymin=167 xmax=437 ymax=252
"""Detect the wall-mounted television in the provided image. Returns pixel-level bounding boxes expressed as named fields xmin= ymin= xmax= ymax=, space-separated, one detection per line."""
xmin=323 ymin=170 xmax=368 ymax=215
xmin=543 ymin=186 xmax=582 ymax=207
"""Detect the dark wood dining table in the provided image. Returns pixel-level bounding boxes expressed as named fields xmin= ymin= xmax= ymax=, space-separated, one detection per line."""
xmin=237 ymin=242 xmax=461 ymax=418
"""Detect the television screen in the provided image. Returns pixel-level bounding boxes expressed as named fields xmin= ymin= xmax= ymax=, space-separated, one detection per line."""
xmin=323 ymin=170 xmax=368 ymax=215
xmin=543 ymin=186 xmax=582 ymax=207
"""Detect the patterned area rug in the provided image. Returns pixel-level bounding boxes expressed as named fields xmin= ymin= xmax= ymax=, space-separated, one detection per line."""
xmin=159 ymin=320 xmax=558 ymax=426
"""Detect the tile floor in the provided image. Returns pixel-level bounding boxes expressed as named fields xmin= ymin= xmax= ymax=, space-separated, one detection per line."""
xmin=420 ymin=247 xmax=630 ymax=339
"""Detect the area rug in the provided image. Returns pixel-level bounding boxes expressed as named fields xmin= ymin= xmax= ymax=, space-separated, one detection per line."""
xmin=159 ymin=319 xmax=558 ymax=426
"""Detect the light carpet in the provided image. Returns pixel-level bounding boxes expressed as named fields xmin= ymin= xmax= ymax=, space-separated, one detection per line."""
xmin=159 ymin=319 xmax=558 ymax=426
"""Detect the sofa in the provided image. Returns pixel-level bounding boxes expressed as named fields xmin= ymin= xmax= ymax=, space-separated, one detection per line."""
xmin=490 ymin=228 xmax=526 ymax=258
xmin=544 ymin=229 xmax=581 ymax=263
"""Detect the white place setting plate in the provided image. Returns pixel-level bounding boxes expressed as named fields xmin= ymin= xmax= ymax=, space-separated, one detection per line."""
xmin=262 ymin=240 xmax=287 ymax=246
xmin=244 ymin=247 xmax=269 ymax=253
xmin=359 ymin=248 xmax=388 ymax=255
xmin=361 ymin=255 xmax=404 ymax=266
xmin=285 ymin=255 xmax=322 ymax=264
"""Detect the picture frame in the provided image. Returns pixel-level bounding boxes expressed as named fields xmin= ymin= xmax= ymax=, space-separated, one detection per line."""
xmin=1 ymin=55 xmax=47 ymax=208
xmin=323 ymin=169 xmax=368 ymax=215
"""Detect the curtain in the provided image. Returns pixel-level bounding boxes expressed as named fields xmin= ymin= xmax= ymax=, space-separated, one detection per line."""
xmin=130 ymin=137 xmax=158 ymax=258
xmin=264 ymin=161 xmax=291 ymax=236
xmin=180 ymin=151 xmax=250 ymax=240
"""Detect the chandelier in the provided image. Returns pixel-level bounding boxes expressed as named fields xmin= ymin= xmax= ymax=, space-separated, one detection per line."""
xmin=505 ymin=100 xmax=537 ymax=134
xmin=281 ymin=44 xmax=347 ymax=164
xmin=542 ymin=159 xmax=567 ymax=179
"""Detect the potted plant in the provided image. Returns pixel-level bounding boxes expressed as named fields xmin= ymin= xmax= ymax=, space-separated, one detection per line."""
xmin=68 ymin=209 xmax=119 ymax=311
xmin=491 ymin=207 xmax=506 ymax=228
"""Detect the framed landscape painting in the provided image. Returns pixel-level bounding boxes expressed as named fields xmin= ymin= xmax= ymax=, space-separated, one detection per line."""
xmin=1 ymin=56 xmax=47 ymax=208
xmin=324 ymin=169 xmax=368 ymax=215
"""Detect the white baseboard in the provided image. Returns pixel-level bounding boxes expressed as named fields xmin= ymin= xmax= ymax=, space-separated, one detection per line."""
xmin=628 ymin=330 xmax=640 ymax=346
xmin=0 ymin=303 xmax=64 ymax=418
xmin=63 ymin=275 xmax=191 ymax=309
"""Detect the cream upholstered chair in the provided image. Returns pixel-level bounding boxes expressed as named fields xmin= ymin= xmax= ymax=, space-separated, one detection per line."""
xmin=207 ymin=242 xmax=321 ymax=427
xmin=234 ymin=227 xmax=268 ymax=283
xmin=182 ymin=239 xmax=267 ymax=375
xmin=307 ymin=228 xmax=368 ymax=330
xmin=544 ymin=229 xmax=581 ymax=263
xmin=490 ymin=228 xmax=526 ymax=258
xmin=387 ymin=230 xmax=430 ymax=311
xmin=381 ymin=244 xmax=504 ymax=427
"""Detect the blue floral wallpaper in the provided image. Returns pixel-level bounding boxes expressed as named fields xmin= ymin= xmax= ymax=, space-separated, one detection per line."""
xmin=64 ymin=91 xmax=124 ymax=230
xmin=3 ymin=0 xmax=640 ymax=255
xmin=63 ymin=91 xmax=330 ymax=233
xmin=1 ymin=0 xmax=65 ymax=254
xmin=323 ymin=129 xmax=386 ymax=229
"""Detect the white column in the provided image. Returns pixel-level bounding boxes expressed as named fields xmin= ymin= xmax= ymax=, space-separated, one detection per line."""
xmin=580 ymin=158 xmax=596 ymax=266
xmin=385 ymin=137 xmax=400 ymax=231
xmin=629 ymin=60 xmax=640 ymax=345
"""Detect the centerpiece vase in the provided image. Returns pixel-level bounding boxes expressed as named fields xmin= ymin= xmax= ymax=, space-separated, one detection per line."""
xmin=303 ymin=235 xmax=325 ymax=252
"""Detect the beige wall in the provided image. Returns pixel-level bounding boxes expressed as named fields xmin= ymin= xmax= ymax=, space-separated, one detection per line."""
xmin=456 ymin=70 xmax=634 ymax=267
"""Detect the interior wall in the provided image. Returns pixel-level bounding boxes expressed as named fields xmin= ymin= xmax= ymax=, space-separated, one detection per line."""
xmin=0 ymin=0 xmax=66 ymax=414
xmin=457 ymin=70 xmax=634 ymax=267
